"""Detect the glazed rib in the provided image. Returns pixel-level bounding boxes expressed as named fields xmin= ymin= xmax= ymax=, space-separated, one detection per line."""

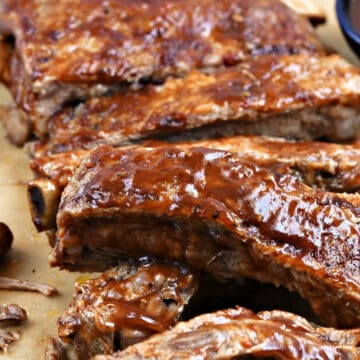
xmin=28 ymin=135 xmax=360 ymax=232
xmin=29 ymin=54 xmax=360 ymax=157
xmin=52 ymin=145 xmax=360 ymax=328
xmin=95 ymin=308 xmax=360 ymax=360
xmin=0 ymin=0 xmax=322 ymax=143
xmin=58 ymin=259 xmax=198 ymax=360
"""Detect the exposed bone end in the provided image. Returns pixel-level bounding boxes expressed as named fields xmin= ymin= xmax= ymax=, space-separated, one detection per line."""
xmin=0 ymin=105 xmax=31 ymax=146
xmin=27 ymin=179 xmax=60 ymax=232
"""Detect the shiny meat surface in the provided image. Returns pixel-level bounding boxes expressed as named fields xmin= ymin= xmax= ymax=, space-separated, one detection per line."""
xmin=96 ymin=308 xmax=360 ymax=360
xmin=28 ymin=135 xmax=360 ymax=232
xmin=58 ymin=259 xmax=197 ymax=359
xmin=53 ymin=145 xmax=360 ymax=328
xmin=0 ymin=0 xmax=321 ymax=88
xmin=0 ymin=0 xmax=322 ymax=142
xmin=31 ymin=54 xmax=360 ymax=156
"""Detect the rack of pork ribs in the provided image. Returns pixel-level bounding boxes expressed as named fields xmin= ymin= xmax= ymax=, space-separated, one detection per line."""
xmin=1 ymin=0 xmax=360 ymax=359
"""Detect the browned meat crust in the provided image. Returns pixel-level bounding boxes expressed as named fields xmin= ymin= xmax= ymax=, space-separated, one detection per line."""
xmin=29 ymin=54 xmax=360 ymax=157
xmin=28 ymin=135 xmax=360 ymax=232
xmin=52 ymin=145 xmax=360 ymax=328
xmin=58 ymin=257 xmax=323 ymax=359
xmin=58 ymin=259 xmax=198 ymax=359
xmin=0 ymin=0 xmax=322 ymax=141
xmin=95 ymin=308 xmax=360 ymax=360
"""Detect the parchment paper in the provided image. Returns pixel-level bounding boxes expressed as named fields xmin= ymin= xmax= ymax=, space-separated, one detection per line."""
xmin=0 ymin=1 xmax=358 ymax=358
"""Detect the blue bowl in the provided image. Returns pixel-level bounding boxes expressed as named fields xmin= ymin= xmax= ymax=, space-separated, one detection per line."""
xmin=336 ymin=0 xmax=360 ymax=57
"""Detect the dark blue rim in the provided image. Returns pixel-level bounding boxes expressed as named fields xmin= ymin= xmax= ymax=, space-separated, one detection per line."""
xmin=336 ymin=0 xmax=360 ymax=44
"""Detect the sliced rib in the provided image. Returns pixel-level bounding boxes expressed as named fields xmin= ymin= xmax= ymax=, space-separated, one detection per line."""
xmin=0 ymin=0 xmax=322 ymax=142
xmin=29 ymin=54 xmax=360 ymax=157
xmin=59 ymin=257 xmax=320 ymax=359
xmin=28 ymin=135 xmax=360 ymax=232
xmin=95 ymin=308 xmax=360 ymax=360
xmin=52 ymin=145 xmax=360 ymax=328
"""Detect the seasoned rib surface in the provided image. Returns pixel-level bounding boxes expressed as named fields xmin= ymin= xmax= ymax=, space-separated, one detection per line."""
xmin=0 ymin=0 xmax=322 ymax=141
xmin=95 ymin=308 xmax=360 ymax=360
xmin=30 ymin=54 xmax=360 ymax=156
xmin=1 ymin=0 xmax=321 ymax=86
xmin=53 ymin=145 xmax=360 ymax=328
xmin=58 ymin=259 xmax=197 ymax=359
xmin=28 ymin=135 xmax=360 ymax=232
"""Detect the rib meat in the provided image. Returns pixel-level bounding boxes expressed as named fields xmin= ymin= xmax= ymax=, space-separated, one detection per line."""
xmin=52 ymin=145 xmax=360 ymax=328
xmin=0 ymin=0 xmax=322 ymax=142
xmin=95 ymin=308 xmax=360 ymax=360
xmin=28 ymin=135 xmax=360 ymax=232
xmin=59 ymin=256 xmax=324 ymax=359
xmin=29 ymin=54 xmax=360 ymax=157
xmin=58 ymin=259 xmax=198 ymax=359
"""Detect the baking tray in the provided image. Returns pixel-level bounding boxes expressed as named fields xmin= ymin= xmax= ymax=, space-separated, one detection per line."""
xmin=0 ymin=0 xmax=358 ymax=358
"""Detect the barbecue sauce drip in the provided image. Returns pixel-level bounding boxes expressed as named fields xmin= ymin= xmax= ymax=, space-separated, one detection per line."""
xmin=77 ymin=146 xmax=359 ymax=262
xmin=59 ymin=262 xmax=197 ymax=342
xmin=61 ymin=146 xmax=360 ymax=288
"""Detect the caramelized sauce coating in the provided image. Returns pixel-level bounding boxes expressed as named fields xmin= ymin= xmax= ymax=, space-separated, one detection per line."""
xmin=58 ymin=260 xmax=197 ymax=358
xmin=31 ymin=54 xmax=360 ymax=156
xmin=1 ymin=0 xmax=321 ymax=87
xmin=54 ymin=145 xmax=360 ymax=327
xmin=28 ymin=135 xmax=360 ymax=232
xmin=95 ymin=308 xmax=360 ymax=360
xmin=0 ymin=0 xmax=324 ymax=144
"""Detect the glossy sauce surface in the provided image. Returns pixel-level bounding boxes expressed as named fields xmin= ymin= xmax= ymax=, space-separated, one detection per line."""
xmin=96 ymin=308 xmax=360 ymax=360
xmin=31 ymin=54 xmax=360 ymax=156
xmin=31 ymin=135 xmax=360 ymax=195
xmin=1 ymin=0 xmax=322 ymax=86
xmin=58 ymin=145 xmax=360 ymax=295
xmin=59 ymin=260 xmax=197 ymax=345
